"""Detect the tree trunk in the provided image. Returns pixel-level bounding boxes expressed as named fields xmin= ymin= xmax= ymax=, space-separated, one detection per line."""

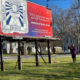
xmin=10 ymin=42 xmax=13 ymax=54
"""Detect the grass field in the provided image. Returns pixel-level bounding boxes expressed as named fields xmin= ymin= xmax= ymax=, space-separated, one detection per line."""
xmin=0 ymin=56 xmax=80 ymax=80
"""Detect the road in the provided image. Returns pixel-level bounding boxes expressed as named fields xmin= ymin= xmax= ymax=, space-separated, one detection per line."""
xmin=3 ymin=54 xmax=80 ymax=60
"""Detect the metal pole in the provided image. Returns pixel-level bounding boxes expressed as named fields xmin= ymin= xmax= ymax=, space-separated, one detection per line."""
xmin=0 ymin=37 xmax=5 ymax=71
xmin=18 ymin=40 xmax=22 ymax=70
xmin=35 ymin=40 xmax=39 ymax=66
xmin=47 ymin=40 xmax=51 ymax=63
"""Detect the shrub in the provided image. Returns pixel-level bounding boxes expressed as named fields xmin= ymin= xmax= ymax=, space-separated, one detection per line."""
xmin=27 ymin=46 xmax=32 ymax=55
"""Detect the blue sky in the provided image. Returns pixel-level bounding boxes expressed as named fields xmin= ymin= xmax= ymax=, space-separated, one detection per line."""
xmin=28 ymin=0 xmax=73 ymax=10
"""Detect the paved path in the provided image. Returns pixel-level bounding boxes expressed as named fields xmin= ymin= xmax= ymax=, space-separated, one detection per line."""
xmin=3 ymin=54 xmax=80 ymax=60
xmin=3 ymin=56 xmax=35 ymax=60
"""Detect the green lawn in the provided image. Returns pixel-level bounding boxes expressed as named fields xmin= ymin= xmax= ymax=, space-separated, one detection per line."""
xmin=0 ymin=56 xmax=80 ymax=80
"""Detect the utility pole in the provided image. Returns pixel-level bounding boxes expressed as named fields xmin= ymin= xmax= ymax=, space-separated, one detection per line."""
xmin=78 ymin=0 xmax=80 ymax=6
xmin=46 ymin=0 xmax=50 ymax=13
xmin=47 ymin=0 xmax=49 ymax=8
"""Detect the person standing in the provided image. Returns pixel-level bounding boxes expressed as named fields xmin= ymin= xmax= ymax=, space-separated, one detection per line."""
xmin=69 ymin=43 xmax=76 ymax=63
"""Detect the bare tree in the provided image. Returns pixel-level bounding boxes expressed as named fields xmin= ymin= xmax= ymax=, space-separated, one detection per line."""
xmin=68 ymin=0 xmax=80 ymax=52
xmin=52 ymin=6 xmax=72 ymax=39
xmin=51 ymin=0 xmax=80 ymax=52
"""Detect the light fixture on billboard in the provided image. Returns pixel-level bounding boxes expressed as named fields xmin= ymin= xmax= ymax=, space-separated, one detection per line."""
xmin=13 ymin=36 xmax=23 ymax=40
xmin=44 ymin=35 xmax=51 ymax=38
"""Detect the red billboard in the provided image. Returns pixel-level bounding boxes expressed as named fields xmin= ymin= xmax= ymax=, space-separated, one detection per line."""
xmin=0 ymin=0 xmax=53 ymax=38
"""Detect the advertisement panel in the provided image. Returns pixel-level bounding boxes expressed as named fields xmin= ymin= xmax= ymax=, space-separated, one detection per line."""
xmin=0 ymin=0 xmax=52 ymax=38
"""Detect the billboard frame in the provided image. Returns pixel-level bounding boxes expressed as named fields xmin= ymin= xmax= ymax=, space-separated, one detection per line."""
xmin=0 ymin=1 xmax=53 ymax=38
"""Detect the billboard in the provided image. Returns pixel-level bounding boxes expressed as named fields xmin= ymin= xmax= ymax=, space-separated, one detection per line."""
xmin=0 ymin=0 xmax=52 ymax=38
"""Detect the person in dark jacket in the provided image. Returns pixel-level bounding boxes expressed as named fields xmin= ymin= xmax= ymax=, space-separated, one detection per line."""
xmin=68 ymin=43 xmax=76 ymax=63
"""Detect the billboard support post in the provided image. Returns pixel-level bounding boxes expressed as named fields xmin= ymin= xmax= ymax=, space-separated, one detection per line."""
xmin=47 ymin=40 xmax=51 ymax=63
xmin=0 ymin=37 xmax=5 ymax=71
xmin=35 ymin=40 xmax=39 ymax=66
xmin=18 ymin=40 xmax=22 ymax=70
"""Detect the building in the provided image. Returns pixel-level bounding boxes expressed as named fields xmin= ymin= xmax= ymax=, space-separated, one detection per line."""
xmin=2 ymin=41 xmax=53 ymax=54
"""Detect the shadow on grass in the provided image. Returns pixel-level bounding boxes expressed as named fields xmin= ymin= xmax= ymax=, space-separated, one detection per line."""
xmin=0 ymin=62 xmax=80 ymax=80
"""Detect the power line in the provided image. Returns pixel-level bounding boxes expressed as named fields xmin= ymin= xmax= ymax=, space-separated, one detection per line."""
xmin=28 ymin=0 xmax=70 ymax=9
xmin=28 ymin=0 xmax=67 ymax=2
xmin=47 ymin=0 xmax=64 ymax=8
